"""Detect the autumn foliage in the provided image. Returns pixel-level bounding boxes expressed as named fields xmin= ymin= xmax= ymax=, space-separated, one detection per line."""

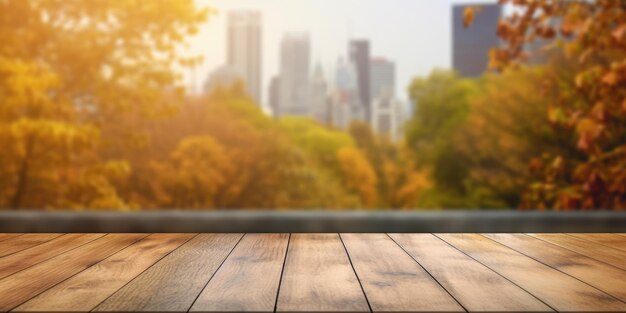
xmin=0 ymin=1 xmax=427 ymax=210
xmin=487 ymin=0 xmax=626 ymax=209
xmin=1 ymin=0 xmax=624 ymax=210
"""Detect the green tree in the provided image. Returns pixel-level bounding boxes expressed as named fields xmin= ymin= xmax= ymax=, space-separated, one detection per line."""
xmin=405 ymin=70 xmax=479 ymax=207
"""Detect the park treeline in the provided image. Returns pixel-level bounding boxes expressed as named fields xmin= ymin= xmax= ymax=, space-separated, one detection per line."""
xmin=0 ymin=0 xmax=624 ymax=210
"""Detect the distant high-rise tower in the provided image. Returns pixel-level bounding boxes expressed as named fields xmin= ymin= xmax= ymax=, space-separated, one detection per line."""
xmin=278 ymin=32 xmax=311 ymax=117
xmin=370 ymin=57 xmax=396 ymax=100
xmin=310 ymin=63 xmax=329 ymax=124
xmin=349 ymin=40 xmax=371 ymax=120
xmin=371 ymin=97 xmax=403 ymax=141
xmin=331 ymin=57 xmax=360 ymax=129
xmin=269 ymin=76 xmax=281 ymax=117
xmin=227 ymin=10 xmax=262 ymax=104
xmin=452 ymin=4 xmax=501 ymax=77
xmin=370 ymin=57 xmax=401 ymax=141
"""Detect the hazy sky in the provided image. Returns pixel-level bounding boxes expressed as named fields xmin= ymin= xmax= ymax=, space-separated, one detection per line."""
xmin=186 ymin=0 xmax=497 ymax=108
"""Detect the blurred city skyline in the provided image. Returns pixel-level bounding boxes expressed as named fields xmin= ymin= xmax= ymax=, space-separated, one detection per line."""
xmin=186 ymin=0 xmax=497 ymax=109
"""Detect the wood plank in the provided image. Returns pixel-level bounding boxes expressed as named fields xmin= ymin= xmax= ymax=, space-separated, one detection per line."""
xmin=341 ymin=233 xmax=463 ymax=313
xmin=390 ymin=233 xmax=550 ymax=312
xmin=484 ymin=233 xmax=626 ymax=302
xmin=276 ymin=234 xmax=369 ymax=313
xmin=438 ymin=234 xmax=626 ymax=312
xmin=0 ymin=233 xmax=105 ymax=281
xmin=0 ymin=234 xmax=23 ymax=243
xmin=530 ymin=233 xmax=626 ymax=270
xmin=14 ymin=233 xmax=194 ymax=313
xmin=0 ymin=233 xmax=146 ymax=312
xmin=569 ymin=233 xmax=626 ymax=251
xmin=94 ymin=233 xmax=242 ymax=313
xmin=0 ymin=234 xmax=61 ymax=258
xmin=190 ymin=233 xmax=289 ymax=313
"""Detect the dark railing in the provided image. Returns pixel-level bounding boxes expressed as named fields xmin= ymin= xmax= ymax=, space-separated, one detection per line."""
xmin=0 ymin=210 xmax=625 ymax=233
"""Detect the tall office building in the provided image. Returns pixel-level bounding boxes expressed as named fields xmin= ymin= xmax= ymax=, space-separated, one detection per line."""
xmin=371 ymin=97 xmax=403 ymax=141
xmin=227 ymin=10 xmax=262 ymax=104
xmin=349 ymin=40 xmax=371 ymax=120
xmin=370 ymin=57 xmax=396 ymax=100
xmin=278 ymin=32 xmax=311 ymax=117
xmin=370 ymin=57 xmax=402 ymax=140
xmin=310 ymin=63 xmax=329 ymax=124
xmin=268 ymin=76 xmax=281 ymax=117
xmin=330 ymin=57 xmax=361 ymax=129
xmin=452 ymin=4 xmax=501 ymax=77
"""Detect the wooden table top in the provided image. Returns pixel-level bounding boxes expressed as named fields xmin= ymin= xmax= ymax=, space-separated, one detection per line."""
xmin=0 ymin=233 xmax=624 ymax=312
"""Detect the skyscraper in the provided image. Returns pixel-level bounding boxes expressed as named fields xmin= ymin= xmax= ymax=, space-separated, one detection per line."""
xmin=310 ymin=63 xmax=329 ymax=124
xmin=370 ymin=57 xmax=401 ymax=141
xmin=371 ymin=97 xmax=403 ymax=141
xmin=269 ymin=76 xmax=281 ymax=117
xmin=278 ymin=32 xmax=311 ymax=117
xmin=227 ymin=10 xmax=262 ymax=104
xmin=349 ymin=40 xmax=371 ymax=120
xmin=370 ymin=57 xmax=396 ymax=100
xmin=330 ymin=57 xmax=360 ymax=129
xmin=452 ymin=4 xmax=501 ymax=77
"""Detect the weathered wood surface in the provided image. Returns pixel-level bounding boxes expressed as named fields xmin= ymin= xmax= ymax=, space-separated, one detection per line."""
xmin=191 ymin=233 xmax=289 ymax=313
xmin=0 ymin=233 xmax=624 ymax=313
xmin=276 ymin=234 xmax=370 ymax=313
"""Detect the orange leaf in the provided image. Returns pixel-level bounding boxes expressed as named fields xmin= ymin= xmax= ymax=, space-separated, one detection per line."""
xmin=602 ymin=71 xmax=618 ymax=86
xmin=612 ymin=25 xmax=626 ymax=42
xmin=577 ymin=135 xmax=591 ymax=151
xmin=463 ymin=6 xmax=475 ymax=28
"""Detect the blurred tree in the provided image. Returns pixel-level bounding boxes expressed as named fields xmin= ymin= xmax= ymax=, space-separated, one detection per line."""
xmin=458 ymin=67 xmax=580 ymax=208
xmin=404 ymin=66 xmax=580 ymax=209
xmin=405 ymin=70 xmax=479 ymax=207
xmin=169 ymin=136 xmax=233 ymax=208
xmin=0 ymin=58 xmax=100 ymax=208
xmin=0 ymin=0 xmax=208 ymax=208
xmin=338 ymin=147 xmax=378 ymax=207
xmin=348 ymin=121 xmax=426 ymax=208
xmin=483 ymin=0 xmax=626 ymax=209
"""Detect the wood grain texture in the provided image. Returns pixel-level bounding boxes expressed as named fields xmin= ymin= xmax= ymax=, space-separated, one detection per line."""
xmin=0 ymin=234 xmax=61 ymax=258
xmin=0 ymin=233 xmax=146 ymax=312
xmin=484 ymin=234 xmax=626 ymax=303
xmin=0 ymin=234 xmax=23 ymax=243
xmin=390 ymin=233 xmax=550 ymax=312
xmin=15 ymin=233 xmax=194 ymax=312
xmin=276 ymin=234 xmax=369 ymax=313
xmin=341 ymin=233 xmax=463 ymax=313
xmin=191 ymin=233 xmax=289 ymax=313
xmin=439 ymin=234 xmax=626 ymax=312
xmin=530 ymin=233 xmax=626 ymax=270
xmin=0 ymin=233 xmax=105 ymax=281
xmin=569 ymin=233 xmax=626 ymax=251
xmin=94 ymin=233 xmax=242 ymax=313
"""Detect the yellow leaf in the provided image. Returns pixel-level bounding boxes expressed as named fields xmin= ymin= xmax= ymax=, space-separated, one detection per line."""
xmin=575 ymin=73 xmax=585 ymax=88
